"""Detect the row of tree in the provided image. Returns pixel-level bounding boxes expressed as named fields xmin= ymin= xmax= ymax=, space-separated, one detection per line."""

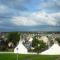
xmin=0 ymin=32 xmax=60 ymax=53
xmin=0 ymin=32 xmax=20 ymax=51
xmin=32 ymin=36 xmax=48 ymax=54
xmin=32 ymin=36 xmax=60 ymax=53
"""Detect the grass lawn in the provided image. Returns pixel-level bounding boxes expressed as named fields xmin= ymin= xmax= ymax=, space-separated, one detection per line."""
xmin=0 ymin=53 xmax=60 ymax=60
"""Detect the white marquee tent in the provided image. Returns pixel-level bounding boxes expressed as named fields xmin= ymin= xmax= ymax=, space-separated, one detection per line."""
xmin=41 ymin=43 xmax=60 ymax=55
xmin=14 ymin=41 xmax=28 ymax=54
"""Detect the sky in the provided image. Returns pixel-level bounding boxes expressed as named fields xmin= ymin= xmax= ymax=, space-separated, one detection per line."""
xmin=0 ymin=0 xmax=60 ymax=32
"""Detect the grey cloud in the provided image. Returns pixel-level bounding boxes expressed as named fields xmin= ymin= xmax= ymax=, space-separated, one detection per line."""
xmin=0 ymin=0 xmax=30 ymax=11
xmin=37 ymin=0 xmax=60 ymax=11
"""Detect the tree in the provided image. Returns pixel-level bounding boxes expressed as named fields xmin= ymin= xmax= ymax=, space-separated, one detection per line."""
xmin=0 ymin=38 xmax=8 ymax=51
xmin=32 ymin=36 xmax=48 ymax=54
xmin=55 ymin=37 xmax=60 ymax=45
xmin=7 ymin=32 xmax=20 ymax=46
xmin=32 ymin=36 xmax=39 ymax=47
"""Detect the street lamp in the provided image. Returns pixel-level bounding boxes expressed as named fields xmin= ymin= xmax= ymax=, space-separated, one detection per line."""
xmin=16 ymin=48 xmax=18 ymax=60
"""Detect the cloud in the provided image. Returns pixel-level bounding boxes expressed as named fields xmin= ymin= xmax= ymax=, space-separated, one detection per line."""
xmin=11 ymin=11 xmax=60 ymax=26
xmin=0 ymin=0 xmax=60 ymax=31
xmin=36 ymin=0 xmax=60 ymax=13
xmin=0 ymin=0 xmax=29 ymax=11
xmin=11 ymin=16 xmax=36 ymax=26
xmin=0 ymin=0 xmax=60 ymax=26
xmin=0 ymin=0 xmax=60 ymax=17
xmin=41 ymin=0 xmax=60 ymax=8
xmin=0 ymin=0 xmax=31 ymax=18
xmin=50 ymin=12 xmax=60 ymax=17
xmin=0 ymin=4 xmax=9 ymax=13
xmin=0 ymin=4 xmax=23 ymax=17
xmin=49 ymin=12 xmax=60 ymax=25
xmin=0 ymin=20 xmax=3 ymax=24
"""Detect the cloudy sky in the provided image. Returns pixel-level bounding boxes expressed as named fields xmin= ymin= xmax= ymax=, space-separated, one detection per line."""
xmin=0 ymin=0 xmax=60 ymax=32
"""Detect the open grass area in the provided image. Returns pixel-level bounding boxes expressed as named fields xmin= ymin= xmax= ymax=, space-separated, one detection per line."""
xmin=0 ymin=53 xmax=60 ymax=60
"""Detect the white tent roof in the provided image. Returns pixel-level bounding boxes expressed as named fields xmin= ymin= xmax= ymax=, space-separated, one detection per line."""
xmin=41 ymin=43 xmax=60 ymax=55
xmin=14 ymin=41 xmax=28 ymax=54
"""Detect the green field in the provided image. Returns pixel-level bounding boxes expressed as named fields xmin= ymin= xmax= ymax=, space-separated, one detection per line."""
xmin=0 ymin=53 xmax=60 ymax=60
